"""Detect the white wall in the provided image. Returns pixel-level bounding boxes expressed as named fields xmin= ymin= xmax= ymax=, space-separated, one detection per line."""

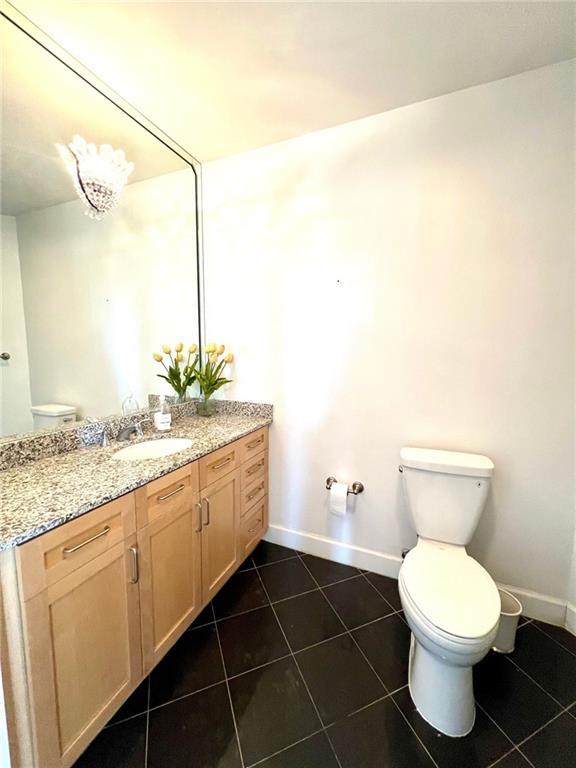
xmin=0 ymin=216 xmax=33 ymax=435
xmin=203 ymin=62 xmax=575 ymax=613
xmin=15 ymin=169 xmax=198 ymax=420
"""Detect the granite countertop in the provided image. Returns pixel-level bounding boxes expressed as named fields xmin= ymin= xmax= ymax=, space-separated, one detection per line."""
xmin=0 ymin=412 xmax=271 ymax=551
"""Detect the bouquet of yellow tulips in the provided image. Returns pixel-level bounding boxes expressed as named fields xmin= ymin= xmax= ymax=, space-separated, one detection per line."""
xmin=152 ymin=343 xmax=198 ymax=401
xmin=195 ymin=343 xmax=234 ymax=415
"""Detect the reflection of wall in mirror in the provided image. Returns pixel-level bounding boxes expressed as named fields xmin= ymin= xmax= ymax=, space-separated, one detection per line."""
xmin=14 ymin=168 xmax=197 ymax=421
xmin=0 ymin=215 xmax=33 ymax=435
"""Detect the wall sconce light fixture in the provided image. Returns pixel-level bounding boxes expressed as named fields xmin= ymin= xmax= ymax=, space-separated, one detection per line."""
xmin=56 ymin=135 xmax=134 ymax=220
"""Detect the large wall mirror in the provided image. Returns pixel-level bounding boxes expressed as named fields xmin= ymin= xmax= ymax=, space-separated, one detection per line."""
xmin=0 ymin=13 xmax=202 ymax=439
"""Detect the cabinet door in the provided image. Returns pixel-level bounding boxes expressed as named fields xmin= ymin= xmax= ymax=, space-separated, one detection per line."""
xmin=200 ymin=469 xmax=241 ymax=601
xmin=138 ymin=499 xmax=203 ymax=671
xmin=22 ymin=537 xmax=142 ymax=768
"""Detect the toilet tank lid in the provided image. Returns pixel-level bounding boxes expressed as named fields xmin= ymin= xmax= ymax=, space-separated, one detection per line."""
xmin=400 ymin=447 xmax=494 ymax=478
xmin=31 ymin=404 xmax=77 ymax=416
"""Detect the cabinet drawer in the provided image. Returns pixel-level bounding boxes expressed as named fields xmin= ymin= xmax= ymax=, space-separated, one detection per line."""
xmin=17 ymin=493 xmax=136 ymax=602
xmin=241 ymin=450 xmax=267 ymax=490
xmin=240 ymin=428 xmax=268 ymax=463
xmin=136 ymin=464 xmax=199 ymax=529
xmin=199 ymin=442 xmax=240 ymax=489
xmin=241 ymin=474 xmax=268 ymax=518
xmin=238 ymin=497 xmax=267 ymax=560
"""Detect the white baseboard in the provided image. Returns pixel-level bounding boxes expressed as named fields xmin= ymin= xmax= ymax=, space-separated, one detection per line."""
xmin=265 ymin=524 xmax=402 ymax=578
xmin=496 ymin=582 xmax=567 ymax=627
xmin=265 ymin=524 xmax=572 ymax=630
xmin=566 ymin=602 xmax=576 ymax=635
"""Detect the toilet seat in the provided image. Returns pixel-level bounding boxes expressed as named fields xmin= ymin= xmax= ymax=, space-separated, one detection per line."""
xmin=400 ymin=540 xmax=500 ymax=641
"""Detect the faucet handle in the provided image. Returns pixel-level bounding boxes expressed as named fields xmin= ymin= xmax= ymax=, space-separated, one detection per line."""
xmin=134 ymin=417 xmax=152 ymax=437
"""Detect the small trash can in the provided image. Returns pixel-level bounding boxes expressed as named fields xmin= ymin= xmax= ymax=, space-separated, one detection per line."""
xmin=493 ymin=588 xmax=523 ymax=654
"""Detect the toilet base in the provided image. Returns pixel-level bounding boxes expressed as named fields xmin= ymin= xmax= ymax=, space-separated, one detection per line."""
xmin=408 ymin=634 xmax=476 ymax=737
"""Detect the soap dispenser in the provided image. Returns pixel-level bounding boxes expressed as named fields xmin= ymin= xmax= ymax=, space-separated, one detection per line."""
xmin=154 ymin=395 xmax=172 ymax=432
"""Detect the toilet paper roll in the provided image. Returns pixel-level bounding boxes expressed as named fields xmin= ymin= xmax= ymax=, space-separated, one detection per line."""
xmin=329 ymin=482 xmax=348 ymax=517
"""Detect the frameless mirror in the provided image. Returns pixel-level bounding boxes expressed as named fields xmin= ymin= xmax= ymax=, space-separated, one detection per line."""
xmin=0 ymin=16 xmax=201 ymax=438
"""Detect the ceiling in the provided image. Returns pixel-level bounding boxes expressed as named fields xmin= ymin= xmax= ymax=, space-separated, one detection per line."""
xmin=5 ymin=1 xmax=576 ymax=164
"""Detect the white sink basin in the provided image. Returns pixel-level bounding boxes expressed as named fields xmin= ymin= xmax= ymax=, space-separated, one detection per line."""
xmin=112 ymin=438 xmax=193 ymax=461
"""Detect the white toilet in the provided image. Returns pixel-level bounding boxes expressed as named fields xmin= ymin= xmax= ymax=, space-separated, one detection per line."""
xmin=398 ymin=447 xmax=501 ymax=738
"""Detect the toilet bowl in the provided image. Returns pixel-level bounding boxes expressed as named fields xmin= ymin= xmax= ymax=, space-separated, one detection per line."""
xmin=399 ymin=539 xmax=500 ymax=736
xmin=398 ymin=447 xmax=500 ymax=737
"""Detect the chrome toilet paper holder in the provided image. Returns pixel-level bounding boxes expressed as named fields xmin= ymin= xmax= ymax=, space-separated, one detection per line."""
xmin=326 ymin=476 xmax=365 ymax=495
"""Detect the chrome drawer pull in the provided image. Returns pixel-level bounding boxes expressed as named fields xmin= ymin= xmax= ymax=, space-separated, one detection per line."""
xmin=247 ymin=436 xmax=263 ymax=449
xmin=157 ymin=484 xmax=185 ymax=502
xmin=63 ymin=526 xmax=110 ymax=556
xmin=202 ymin=497 xmax=211 ymax=527
xmin=129 ymin=546 xmax=139 ymax=584
xmin=246 ymin=460 xmax=264 ymax=476
xmin=248 ymin=519 xmax=262 ymax=534
xmin=246 ymin=483 xmax=264 ymax=502
xmin=210 ymin=455 xmax=232 ymax=471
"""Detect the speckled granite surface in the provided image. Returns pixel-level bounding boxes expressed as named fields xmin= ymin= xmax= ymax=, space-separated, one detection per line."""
xmin=0 ymin=399 xmax=273 ymax=470
xmin=0 ymin=411 xmax=271 ymax=551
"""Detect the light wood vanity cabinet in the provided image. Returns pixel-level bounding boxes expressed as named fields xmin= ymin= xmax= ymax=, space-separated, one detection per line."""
xmin=9 ymin=426 xmax=268 ymax=768
xmin=16 ymin=496 xmax=142 ymax=768
xmin=135 ymin=465 xmax=202 ymax=672
xmin=200 ymin=469 xmax=241 ymax=601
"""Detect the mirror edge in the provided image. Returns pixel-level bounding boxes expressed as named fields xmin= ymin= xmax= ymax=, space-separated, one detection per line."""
xmin=0 ymin=0 xmax=206 ymax=452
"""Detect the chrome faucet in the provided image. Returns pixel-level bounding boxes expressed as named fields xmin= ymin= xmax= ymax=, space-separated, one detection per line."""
xmin=116 ymin=417 xmax=152 ymax=442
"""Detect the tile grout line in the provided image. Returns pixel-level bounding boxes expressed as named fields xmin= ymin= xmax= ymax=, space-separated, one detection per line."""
xmin=226 ymin=652 xmax=294 ymax=681
xmin=252 ymin=560 xmax=345 ymax=768
xmin=530 ymin=619 xmax=576 ymax=659
xmin=486 ymin=747 xmax=528 ymax=768
xmin=358 ymin=570 xmax=398 ymax=614
xmin=147 ymin=679 xmax=223 ymax=715
xmin=143 ymin=675 xmax=151 ymax=768
xmin=211 ymin=601 xmax=247 ymax=768
xmin=253 ymin=554 xmax=299 ymax=568
xmin=478 ymin=693 xmax=576 ymax=767
xmin=503 ymin=651 xmax=568 ymax=710
xmin=295 ymin=552 xmax=441 ymax=768
xmin=514 ymin=705 xmax=573 ymax=749
xmin=243 ymin=726 xmax=326 ymax=768
xmin=475 ymin=702 xmax=527 ymax=765
xmin=209 ymin=574 xmax=403 ymax=628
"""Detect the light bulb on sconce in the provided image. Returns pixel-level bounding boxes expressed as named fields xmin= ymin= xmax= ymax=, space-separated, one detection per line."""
xmin=56 ymin=134 xmax=134 ymax=220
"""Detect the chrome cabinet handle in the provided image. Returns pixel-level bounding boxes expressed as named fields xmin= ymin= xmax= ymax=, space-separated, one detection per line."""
xmin=210 ymin=455 xmax=232 ymax=471
xmin=246 ymin=459 xmax=264 ymax=476
xmin=0 ymin=352 xmax=10 ymax=361
xmin=157 ymin=484 xmax=185 ymax=502
xmin=63 ymin=526 xmax=110 ymax=556
xmin=195 ymin=502 xmax=203 ymax=533
xmin=247 ymin=436 xmax=263 ymax=449
xmin=246 ymin=483 xmax=264 ymax=502
xmin=129 ymin=546 xmax=139 ymax=583
xmin=202 ymin=497 xmax=211 ymax=527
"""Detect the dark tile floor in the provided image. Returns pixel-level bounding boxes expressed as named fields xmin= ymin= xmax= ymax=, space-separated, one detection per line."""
xmin=74 ymin=541 xmax=576 ymax=768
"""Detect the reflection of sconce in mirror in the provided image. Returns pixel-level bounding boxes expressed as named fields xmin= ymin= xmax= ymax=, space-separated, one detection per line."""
xmin=56 ymin=135 xmax=134 ymax=220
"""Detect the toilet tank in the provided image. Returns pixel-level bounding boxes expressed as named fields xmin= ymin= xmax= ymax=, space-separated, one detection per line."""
xmin=31 ymin=404 xmax=77 ymax=430
xmin=400 ymin=447 xmax=494 ymax=546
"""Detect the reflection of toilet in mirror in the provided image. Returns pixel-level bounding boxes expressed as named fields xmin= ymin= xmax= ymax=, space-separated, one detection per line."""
xmin=398 ymin=447 xmax=500 ymax=737
xmin=31 ymin=403 xmax=77 ymax=430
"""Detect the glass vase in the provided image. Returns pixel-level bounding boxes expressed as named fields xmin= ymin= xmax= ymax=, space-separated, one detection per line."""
xmin=196 ymin=394 xmax=216 ymax=417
